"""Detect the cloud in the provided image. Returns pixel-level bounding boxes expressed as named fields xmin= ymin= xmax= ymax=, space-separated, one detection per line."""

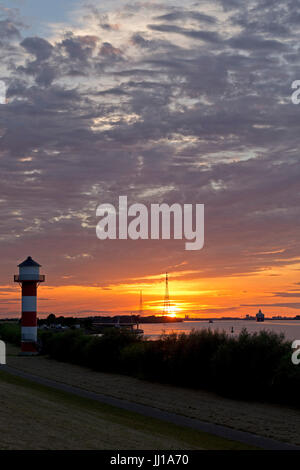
xmin=228 ymin=34 xmax=286 ymax=51
xmin=0 ymin=19 xmax=20 ymax=40
xmin=154 ymin=10 xmax=217 ymax=24
xmin=59 ymin=34 xmax=99 ymax=61
xmin=241 ymin=303 xmax=300 ymax=310
xmin=0 ymin=0 xmax=299 ymax=317
xmin=189 ymin=306 xmax=239 ymax=315
xmin=99 ymin=42 xmax=122 ymax=57
xmin=21 ymin=37 xmax=53 ymax=60
xmin=272 ymin=291 xmax=300 ymax=298
xmin=147 ymin=24 xmax=222 ymax=43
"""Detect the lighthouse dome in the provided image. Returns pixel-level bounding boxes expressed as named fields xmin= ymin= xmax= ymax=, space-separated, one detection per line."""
xmin=18 ymin=256 xmax=41 ymax=268
xmin=18 ymin=256 xmax=41 ymax=279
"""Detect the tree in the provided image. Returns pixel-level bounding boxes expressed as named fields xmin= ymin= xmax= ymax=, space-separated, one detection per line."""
xmin=47 ymin=313 xmax=56 ymax=325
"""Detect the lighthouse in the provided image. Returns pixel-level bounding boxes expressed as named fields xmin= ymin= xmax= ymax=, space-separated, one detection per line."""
xmin=14 ymin=257 xmax=45 ymax=355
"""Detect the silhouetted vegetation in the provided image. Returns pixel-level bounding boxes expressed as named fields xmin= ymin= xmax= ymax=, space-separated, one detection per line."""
xmin=0 ymin=323 xmax=20 ymax=346
xmin=39 ymin=314 xmax=89 ymax=328
xmin=1 ymin=322 xmax=299 ymax=406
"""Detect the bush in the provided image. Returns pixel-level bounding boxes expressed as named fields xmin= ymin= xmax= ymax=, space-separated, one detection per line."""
xmin=271 ymin=351 xmax=300 ymax=405
xmin=42 ymin=329 xmax=92 ymax=365
xmin=41 ymin=328 xmax=142 ymax=373
xmin=0 ymin=323 xmax=20 ymax=346
xmin=159 ymin=329 xmax=228 ymax=388
xmin=211 ymin=329 xmax=291 ymax=400
xmin=85 ymin=329 xmax=143 ymax=373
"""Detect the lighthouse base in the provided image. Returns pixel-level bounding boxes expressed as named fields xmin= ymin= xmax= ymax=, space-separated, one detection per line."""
xmin=19 ymin=353 xmax=39 ymax=357
xmin=20 ymin=341 xmax=38 ymax=355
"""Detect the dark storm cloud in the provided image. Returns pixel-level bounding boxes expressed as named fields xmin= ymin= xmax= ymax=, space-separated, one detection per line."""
xmin=0 ymin=0 xmax=299 ymax=298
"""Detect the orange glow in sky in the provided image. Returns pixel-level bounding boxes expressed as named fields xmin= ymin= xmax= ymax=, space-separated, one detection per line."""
xmin=2 ymin=260 xmax=300 ymax=319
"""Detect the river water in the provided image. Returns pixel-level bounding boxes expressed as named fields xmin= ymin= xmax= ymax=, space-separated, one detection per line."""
xmin=141 ymin=320 xmax=300 ymax=341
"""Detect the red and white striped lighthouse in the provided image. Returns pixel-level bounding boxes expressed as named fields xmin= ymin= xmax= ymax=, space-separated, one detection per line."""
xmin=14 ymin=257 xmax=45 ymax=355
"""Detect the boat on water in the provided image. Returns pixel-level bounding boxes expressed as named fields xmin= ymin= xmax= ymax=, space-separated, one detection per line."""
xmin=92 ymin=315 xmax=144 ymax=334
xmin=256 ymin=309 xmax=265 ymax=322
xmin=115 ymin=322 xmax=144 ymax=334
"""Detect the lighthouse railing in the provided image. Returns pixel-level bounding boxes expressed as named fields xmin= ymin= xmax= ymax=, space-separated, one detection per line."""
xmin=14 ymin=274 xmax=45 ymax=282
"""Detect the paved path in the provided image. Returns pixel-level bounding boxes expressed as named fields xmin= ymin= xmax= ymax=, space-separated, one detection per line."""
xmin=0 ymin=364 xmax=299 ymax=450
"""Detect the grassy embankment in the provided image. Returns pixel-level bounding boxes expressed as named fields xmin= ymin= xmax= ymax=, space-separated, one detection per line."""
xmin=0 ymin=322 xmax=299 ymax=406
xmin=5 ymin=343 xmax=300 ymax=446
xmin=0 ymin=367 xmax=256 ymax=450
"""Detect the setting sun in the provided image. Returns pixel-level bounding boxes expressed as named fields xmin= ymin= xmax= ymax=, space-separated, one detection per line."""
xmin=166 ymin=305 xmax=182 ymax=317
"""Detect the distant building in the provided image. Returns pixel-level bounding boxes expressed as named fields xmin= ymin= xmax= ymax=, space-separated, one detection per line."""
xmin=245 ymin=314 xmax=255 ymax=320
xmin=256 ymin=309 xmax=265 ymax=322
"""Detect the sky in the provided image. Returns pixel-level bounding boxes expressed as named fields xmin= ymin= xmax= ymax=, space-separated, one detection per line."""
xmin=0 ymin=0 xmax=300 ymax=318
